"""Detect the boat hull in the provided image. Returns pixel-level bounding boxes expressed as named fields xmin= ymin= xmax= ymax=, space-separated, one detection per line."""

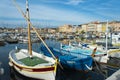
xmin=9 ymin=49 xmax=57 ymax=80
xmin=93 ymin=54 xmax=108 ymax=63
xmin=59 ymin=55 xmax=93 ymax=70
xmin=58 ymin=45 xmax=109 ymax=63
xmin=10 ymin=62 xmax=56 ymax=80
xmin=40 ymin=46 xmax=93 ymax=71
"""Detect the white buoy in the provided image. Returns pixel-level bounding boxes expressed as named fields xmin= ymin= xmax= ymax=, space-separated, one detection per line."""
xmin=69 ymin=42 xmax=71 ymax=46
xmin=60 ymin=43 xmax=62 ymax=49
xmin=15 ymin=46 xmax=18 ymax=50
xmin=0 ymin=62 xmax=4 ymax=75
xmin=0 ymin=68 xmax=4 ymax=75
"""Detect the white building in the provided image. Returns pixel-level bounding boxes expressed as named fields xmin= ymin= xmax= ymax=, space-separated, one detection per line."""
xmin=112 ymin=33 xmax=120 ymax=44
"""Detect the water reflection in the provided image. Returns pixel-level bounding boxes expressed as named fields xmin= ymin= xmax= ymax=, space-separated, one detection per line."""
xmin=10 ymin=67 xmax=42 ymax=80
xmin=10 ymin=67 xmax=89 ymax=80
xmin=9 ymin=65 xmax=107 ymax=80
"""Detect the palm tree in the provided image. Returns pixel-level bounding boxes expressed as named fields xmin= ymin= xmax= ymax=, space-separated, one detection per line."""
xmin=80 ymin=30 xmax=85 ymax=41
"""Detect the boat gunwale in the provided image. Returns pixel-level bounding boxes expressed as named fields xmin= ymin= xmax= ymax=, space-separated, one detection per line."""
xmin=9 ymin=49 xmax=57 ymax=69
xmin=62 ymin=45 xmax=106 ymax=55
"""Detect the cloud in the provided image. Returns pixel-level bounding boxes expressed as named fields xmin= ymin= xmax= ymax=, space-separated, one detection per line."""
xmin=38 ymin=0 xmax=85 ymax=5
xmin=29 ymin=3 xmax=96 ymax=24
xmin=0 ymin=0 xmax=24 ymax=19
xmin=77 ymin=0 xmax=120 ymax=20
xmin=65 ymin=0 xmax=85 ymax=5
xmin=36 ymin=0 xmax=65 ymax=4
xmin=0 ymin=0 xmax=94 ymax=25
xmin=1 ymin=0 xmax=120 ymax=26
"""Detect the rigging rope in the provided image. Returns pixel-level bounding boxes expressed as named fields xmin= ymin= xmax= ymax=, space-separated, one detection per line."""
xmin=12 ymin=0 xmax=56 ymax=60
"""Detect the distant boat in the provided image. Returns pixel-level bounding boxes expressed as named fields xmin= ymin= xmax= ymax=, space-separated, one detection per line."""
xmin=0 ymin=41 xmax=5 ymax=46
xmin=18 ymin=34 xmax=41 ymax=43
xmin=9 ymin=0 xmax=57 ymax=80
xmin=5 ymin=37 xmax=18 ymax=44
xmin=0 ymin=38 xmax=5 ymax=46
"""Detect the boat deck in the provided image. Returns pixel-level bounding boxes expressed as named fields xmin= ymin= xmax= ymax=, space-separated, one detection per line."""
xmin=10 ymin=49 xmax=54 ymax=67
xmin=19 ymin=56 xmax=49 ymax=66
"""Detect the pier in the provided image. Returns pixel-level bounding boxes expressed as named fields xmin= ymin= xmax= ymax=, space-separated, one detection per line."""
xmin=106 ymin=69 xmax=120 ymax=80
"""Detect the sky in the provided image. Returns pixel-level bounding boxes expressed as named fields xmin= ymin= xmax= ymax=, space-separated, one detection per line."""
xmin=0 ymin=0 xmax=120 ymax=27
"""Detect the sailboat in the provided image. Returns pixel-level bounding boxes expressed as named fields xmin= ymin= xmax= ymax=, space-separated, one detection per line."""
xmin=9 ymin=0 xmax=57 ymax=80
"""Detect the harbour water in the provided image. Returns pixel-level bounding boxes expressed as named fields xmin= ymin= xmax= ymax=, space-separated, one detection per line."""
xmin=0 ymin=40 xmax=119 ymax=80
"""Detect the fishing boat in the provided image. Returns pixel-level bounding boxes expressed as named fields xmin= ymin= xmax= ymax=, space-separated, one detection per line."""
xmin=60 ymin=44 xmax=108 ymax=63
xmin=9 ymin=0 xmax=57 ymax=80
xmin=40 ymin=43 xmax=93 ymax=71
xmin=18 ymin=34 xmax=40 ymax=43
xmin=5 ymin=37 xmax=18 ymax=44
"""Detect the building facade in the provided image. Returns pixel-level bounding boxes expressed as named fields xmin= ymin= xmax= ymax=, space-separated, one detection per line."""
xmin=58 ymin=24 xmax=73 ymax=33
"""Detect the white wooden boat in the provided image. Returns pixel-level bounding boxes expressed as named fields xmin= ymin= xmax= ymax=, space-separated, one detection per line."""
xmin=9 ymin=49 xmax=57 ymax=80
xmin=9 ymin=0 xmax=57 ymax=80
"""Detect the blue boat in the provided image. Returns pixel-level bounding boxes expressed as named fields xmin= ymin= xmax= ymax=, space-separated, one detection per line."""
xmin=40 ymin=46 xmax=93 ymax=71
xmin=59 ymin=43 xmax=108 ymax=63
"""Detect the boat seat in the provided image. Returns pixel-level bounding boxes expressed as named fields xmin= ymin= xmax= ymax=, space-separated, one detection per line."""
xmin=15 ymin=50 xmax=29 ymax=60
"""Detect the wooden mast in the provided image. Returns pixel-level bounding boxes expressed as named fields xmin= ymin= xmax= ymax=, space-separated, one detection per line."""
xmin=12 ymin=0 xmax=63 ymax=69
xmin=26 ymin=0 xmax=32 ymax=57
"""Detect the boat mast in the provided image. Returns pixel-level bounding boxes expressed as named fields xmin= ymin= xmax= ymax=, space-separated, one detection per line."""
xmin=106 ymin=20 xmax=108 ymax=54
xmin=26 ymin=0 xmax=32 ymax=57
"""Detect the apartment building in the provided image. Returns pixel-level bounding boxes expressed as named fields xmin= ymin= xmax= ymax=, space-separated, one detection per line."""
xmin=81 ymin=21 xmax=120 ymax=33
xmin=58 ymin=24 xmax=73 ymax=33
xmin=109 ymin=21 xmax=120 ymax=32
xmin=47 ymin=28 xmax=56 ymax=33
xmin=81 ymin=24 xmax=87 ymax=32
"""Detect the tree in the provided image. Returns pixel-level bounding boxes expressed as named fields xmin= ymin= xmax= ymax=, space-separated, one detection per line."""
xmin=81 ymin=30 xmax=85 ymax=34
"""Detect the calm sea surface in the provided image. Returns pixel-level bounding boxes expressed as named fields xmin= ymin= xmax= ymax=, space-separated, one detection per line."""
xmin=0 ymin=40 xmax=118 ymax=80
